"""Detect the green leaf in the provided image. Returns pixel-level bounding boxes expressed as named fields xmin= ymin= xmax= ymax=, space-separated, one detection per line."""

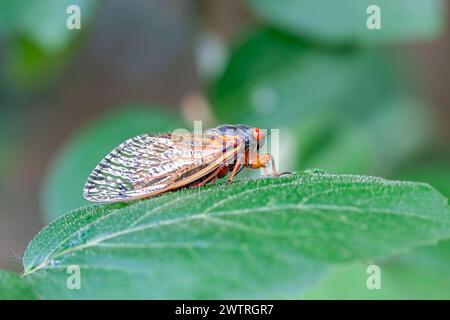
xmin=41 ymin=106 xmax=186 ymax=222
xmin=24 ymin=171 xmax=450 ymax=299
xmin=0 ymin=270 xmax=37 ymax=300
xmin=246 ymin=0 xmax=445 ymax=45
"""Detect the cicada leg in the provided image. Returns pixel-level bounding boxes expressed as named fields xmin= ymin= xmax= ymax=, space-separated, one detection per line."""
xmin=249 ymin=153 xmax=280 ymax=177
xmin=227 ymin=162 xmax=243 ymax=184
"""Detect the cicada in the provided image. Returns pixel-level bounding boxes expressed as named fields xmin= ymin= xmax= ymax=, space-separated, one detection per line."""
xmin=83 ymin=124 xmax=279 ymax=203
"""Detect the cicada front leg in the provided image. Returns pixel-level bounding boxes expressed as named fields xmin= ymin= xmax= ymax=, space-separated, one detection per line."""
xmin=248 ymin=153 xmax=280 ymax=177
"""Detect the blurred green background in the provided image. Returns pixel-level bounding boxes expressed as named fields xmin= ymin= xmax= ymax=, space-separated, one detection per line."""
xmin=0 ymin=0 xmax=449 ymax=297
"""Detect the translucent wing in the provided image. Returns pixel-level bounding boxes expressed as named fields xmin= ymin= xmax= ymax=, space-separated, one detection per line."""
xmin=83 ymin=132 xmax=242 ymax=202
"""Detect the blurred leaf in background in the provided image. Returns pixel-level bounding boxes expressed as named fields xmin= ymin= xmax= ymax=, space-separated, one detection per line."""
xmin=301 ymin=96 xmax=433 ymax=175
xmin=0 ymin=0 xmax=98 ymax=52
xmin=302 ymin=228 xmax=450 ymax=299
xmin=0 ymin=0 xmax=99 ymax=90
xmin=209 ymin=28 xmax=433 ymax=175
xmin=246 ymin=0 xmax=445 ymax=45
xmin=2 ymin=36 xmax=71 ymax=90
xmin=41 ymin=106 xmax=186 ymax=222
xmin=394 ymin=157 xmax=450 ymax=198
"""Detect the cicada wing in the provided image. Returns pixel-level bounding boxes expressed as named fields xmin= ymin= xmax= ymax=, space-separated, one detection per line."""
xmin=83 ymin=132 xmax=242 ymax=203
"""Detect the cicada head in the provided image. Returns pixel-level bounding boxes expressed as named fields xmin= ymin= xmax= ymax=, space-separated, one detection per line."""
xmin=211 ymin=124 xmax=268 ymax=152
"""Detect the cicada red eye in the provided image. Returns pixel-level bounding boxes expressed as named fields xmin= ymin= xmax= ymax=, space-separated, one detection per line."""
xmin=253 ymin=127 xmax=263 ymax=141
